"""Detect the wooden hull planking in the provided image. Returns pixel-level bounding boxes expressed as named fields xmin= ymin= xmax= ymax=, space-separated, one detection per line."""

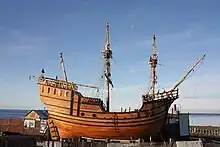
xmin=51 ymin=113 xmax=166 ymax=140
xmin=38 ymin=79 xmax=178 ymax=140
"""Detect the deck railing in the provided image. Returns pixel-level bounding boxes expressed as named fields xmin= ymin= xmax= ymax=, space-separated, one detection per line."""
xmin=82 ymin=97 xmax=107 ymax=111
xmin=142 ymin=89 xmax=179 ymax=102
xmin=38 ymin=76 xmax=78 ymax=90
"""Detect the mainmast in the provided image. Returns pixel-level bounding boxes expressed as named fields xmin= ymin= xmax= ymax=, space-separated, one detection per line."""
xmin=102 ymin=22 xmax=113 ymax=112
xmin=59 ymin=53 xmax=68 ymax=82
xmin=149 ymin=35 xmax=158 ymax=97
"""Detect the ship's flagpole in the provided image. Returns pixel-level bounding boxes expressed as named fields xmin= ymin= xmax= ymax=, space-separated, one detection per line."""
xmin=102 ymin=22 xmax=113 ymax=112
xmin=149 ymin=34 xmax=158 ymax=97
xmin=59 ymin=52 xmax=68 ymax=82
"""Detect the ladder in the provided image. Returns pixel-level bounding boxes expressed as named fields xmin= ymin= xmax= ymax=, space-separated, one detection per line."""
xmin=113 ymin=113 xmax=119 ymax=132
xmin=47 ymin=118 xmax=60 ymax=141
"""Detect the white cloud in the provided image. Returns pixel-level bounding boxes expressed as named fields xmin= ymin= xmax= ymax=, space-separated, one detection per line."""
xmin=102 ymin=70 xmax=220 ymax=113
xmin=2 ymin=23 xmax=218 ymax=113
xmin=90 ymin=49 xmax=220 ymax=113
xmin=0 ymin=29 xmax=48 ymax=56
xmin=82 ymin=25 xmax=220 ymax=113
xmin=171 ymin=72 xmax=220 ymax=112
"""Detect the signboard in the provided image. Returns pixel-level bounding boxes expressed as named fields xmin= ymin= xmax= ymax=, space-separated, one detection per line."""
xmin=179 ymin=113 xmax=190 ymax=136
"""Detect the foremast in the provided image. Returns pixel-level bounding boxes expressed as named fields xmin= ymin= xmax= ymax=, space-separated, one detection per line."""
xmin=149 ymin=35 xmax=158 ymax=97
xmin=102 ymin=22 xmax=113 ymax=112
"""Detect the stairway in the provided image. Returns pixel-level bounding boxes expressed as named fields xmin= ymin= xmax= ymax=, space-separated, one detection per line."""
xmin=47 ymin=118 xmax=60 ymax=141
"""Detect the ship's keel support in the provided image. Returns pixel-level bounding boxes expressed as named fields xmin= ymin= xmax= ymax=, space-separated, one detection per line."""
xmin=48 ymin=118 xmax=60 ymax=141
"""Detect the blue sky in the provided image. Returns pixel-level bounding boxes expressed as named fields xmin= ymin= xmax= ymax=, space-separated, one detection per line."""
xmin=0 ymin=0 xmax=220 ymax=112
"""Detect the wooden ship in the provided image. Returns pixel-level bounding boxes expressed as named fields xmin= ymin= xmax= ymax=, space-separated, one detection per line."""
xmin=32 ymin=23 xmax=205 ymax=141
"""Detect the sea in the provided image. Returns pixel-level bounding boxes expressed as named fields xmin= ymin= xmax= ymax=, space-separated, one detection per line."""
xmin=189 ymin=114 xmax=220 ymax=126
xmin=0 ymin=109 xmax=29 ymax=119
xmin=0 ymin=109 xmax=219 ymax=126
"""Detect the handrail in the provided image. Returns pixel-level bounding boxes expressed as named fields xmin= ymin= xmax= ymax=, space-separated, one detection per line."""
xmin=190 ymin=126 xmax=220 ymax=137
xmin=38 ymin=76 xmax=99 ymax=91
xmin=82 ymin=97 xmax=107 ymax=111
xmin=38 ymin=77 xmax=78 ymax=90
xmin=142 ymin=89 xmax=179 ymax=102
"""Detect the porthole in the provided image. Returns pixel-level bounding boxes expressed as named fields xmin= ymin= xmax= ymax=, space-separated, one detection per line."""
xmin=54 ymin=89 xmax=56 ymax=95
xmin=92 ymin=114 xmax=97 ymax=118
xmin=81 ymin=113 xmax=85 ymax=116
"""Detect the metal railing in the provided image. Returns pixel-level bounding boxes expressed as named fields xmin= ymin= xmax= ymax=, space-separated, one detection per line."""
xmin=190 ymin=126 xmax=220 ymax=137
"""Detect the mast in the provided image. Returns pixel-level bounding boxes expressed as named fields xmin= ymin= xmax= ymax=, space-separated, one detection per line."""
xmin=59 ymin=53 xmax=68 ymax=82
xmin=149 ymin=34 xmax=158 ymax=97
xmin=102 ymin=22 xmax=113 ymax=112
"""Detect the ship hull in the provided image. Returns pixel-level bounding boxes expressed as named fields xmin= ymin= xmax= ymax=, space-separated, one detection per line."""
xmin=51 ymin=113 xmax=166 ymax=139
xmin=38 ymin=79 xmax=178 ymax=140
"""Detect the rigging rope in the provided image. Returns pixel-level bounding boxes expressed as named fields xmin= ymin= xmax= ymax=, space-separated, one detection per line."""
xmin=146 ymin=69 xmax=152 ymax=95
xmin=88 ymin=62 xmax=106 ymax=99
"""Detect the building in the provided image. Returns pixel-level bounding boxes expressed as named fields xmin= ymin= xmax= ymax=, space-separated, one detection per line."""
xmin=24 ymin=110 xmax=48 ymax=134
xmin=163 ymin=104 xmax=190 ymax=141
xmin=0 ymin=109 xmax=49 ymax=139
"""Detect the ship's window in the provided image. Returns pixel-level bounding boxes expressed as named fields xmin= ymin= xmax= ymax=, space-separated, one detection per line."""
xmin=64 ymin=91 xmax=68 ymax=97
xmin=92 ymin=114 xmax=97 ymax=118
xmin=48 ymin=88 xmax=50 ymax=93
xmin=54 ymin=89 xmax=56 ymax=95
xmin=58 ymin=89 xmax=62 ymax=96
xmin=81 ymin=113 xmax=85 ymax=116
xmin=41 ymin=86 xmax=44 ymax=92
